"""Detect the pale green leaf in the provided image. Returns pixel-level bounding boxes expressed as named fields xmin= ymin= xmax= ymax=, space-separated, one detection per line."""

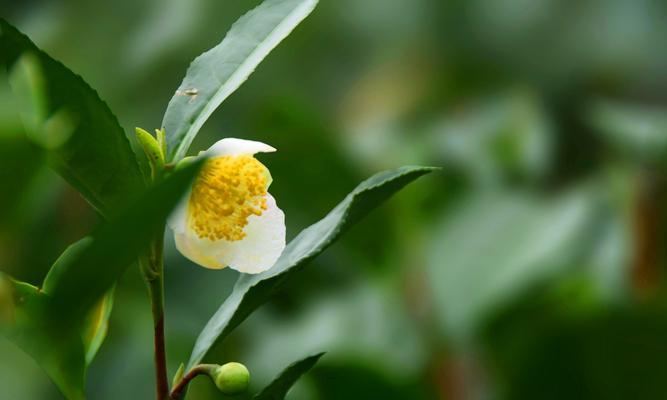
xmin=172 ymin=363 xmax=185 ymax=389
xmin=187 ymin=166 xmax=436 ymax=369
xmin=81 ymin=290 xmax=113 ymax=364
xmin=426 ymin=188 xmax=601 ymax=340
xmin=161 ymin=0 xmax=317 ymax=162
xmin=588 ymin=99 xmax=667 ymax=161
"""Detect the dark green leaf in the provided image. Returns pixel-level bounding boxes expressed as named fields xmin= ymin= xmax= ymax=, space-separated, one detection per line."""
xmin=0 ymin=133 xmax=44 ymax=226
xmin=161 ymin=0 xmax=317 ymax=162
xmin=187 ymin=166 xmax=436 ymax=368
xmin=42 ymin=237 xmax=114 ymax=364
xmin=0 ymin=18 xmax=145 ymax=217
xmin=254 ymin=353 xmax=324 ymax=400
xmin=44 ymin=160 xmax=202 ymax=326
xmin=0 ymin=159 xmax=199 ymax=395
xmin=0 ymin=273 xmax=86 ymax=400
xmin=42 ymin=237 xmax=92 ymax=294
xmin=1 ymin=236 xmax=128 ymax=399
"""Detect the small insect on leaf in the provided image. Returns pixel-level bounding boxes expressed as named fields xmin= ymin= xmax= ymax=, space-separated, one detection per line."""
xmin=175 ymin=88 xmax=199 ymax=103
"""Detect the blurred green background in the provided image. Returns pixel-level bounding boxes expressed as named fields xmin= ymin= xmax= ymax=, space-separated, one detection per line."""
xmin=2 ymin=0 xmax=667 ymax=399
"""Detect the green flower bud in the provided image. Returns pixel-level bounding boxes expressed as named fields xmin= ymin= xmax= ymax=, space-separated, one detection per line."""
xmin=212 ymin=362 xmax=250 ymax=395
xmin=135 ymin=127 xmax=165 ymax=176
xmin=155 ymin=128 xmax=167 ymax=157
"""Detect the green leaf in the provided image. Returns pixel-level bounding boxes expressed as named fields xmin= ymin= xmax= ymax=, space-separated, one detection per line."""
xmin=426 ymin=188 xmax=601 ymax=340
xmin=0 ymin=273 xmax=41 ymax=332
xmin=0 ymin=18 xmax=145 ymax=217
xmin=431 ymin=90 xmax=552 ymax=184
xmin=186 ymin=166 xmax=436 ymax=369
xmin=0 ymin=162 xmax=200 ymax=397
xmin=42 ymin=237 xmax=92 ymax=294
xmin=1 ymin=237 xmax=124 ymax=399
xmin=0 ymin=273 xmax=86 ymax=400
xmin=80 ymin=289 xmax=113 ymax=364
xmin=588 ymin=99 xmax=667 ymax=161
xmin=0 ymin=133 xmax=44 ymax=226
xmin=44 ymin=160 xmax=202 ymax=327
xmin=161 ymin=0 xmax=318 ymax=162
xmin=42 ymin=237 xmax=115 ymax=364
xmin=172 ymin=363 xmax=185 ymax=389
xmin=254 ymin=353 xmax=324 ymax=400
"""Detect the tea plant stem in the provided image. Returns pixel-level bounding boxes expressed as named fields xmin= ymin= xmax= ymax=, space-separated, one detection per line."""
xmin=169 ymin=364 xmax=217 ymax=399
xmin=144 ymin=228 xmax=170 ymax=400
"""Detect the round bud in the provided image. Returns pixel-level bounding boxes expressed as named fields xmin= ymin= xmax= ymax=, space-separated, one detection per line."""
xmin=213 ymin=362 xmax=250 ymax=395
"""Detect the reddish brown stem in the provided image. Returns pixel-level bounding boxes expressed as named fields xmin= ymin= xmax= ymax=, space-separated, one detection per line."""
xmin=144 ymin=228 xmax=169 ymax=400
xmin=631 ymin=170 xmax=663 ymax=299
xmin=153 ymin=314 xmax=169 ymax=400
xmin=147 ymin=273 xmax=169 ymax=399
xmin=169 ymin=364 xmax=217 ymax=399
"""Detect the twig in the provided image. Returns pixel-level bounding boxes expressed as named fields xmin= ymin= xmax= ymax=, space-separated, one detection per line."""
xmin=169 ymin=364 xmax=217 ymax=399
xmin=144 ymin=229 xmax=170 ymax=400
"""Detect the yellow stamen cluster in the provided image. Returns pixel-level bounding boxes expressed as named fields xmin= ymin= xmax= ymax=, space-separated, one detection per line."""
xmin=188 ymin=155 xmax=269 ymax=241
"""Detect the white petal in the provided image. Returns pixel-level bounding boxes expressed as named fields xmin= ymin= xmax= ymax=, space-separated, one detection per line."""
xmin=174 ymin=193 xmax=285 ymax=273
xmin=205 ymin=138 xmax=276 ymax=157
xmin=167 ymin=190 xmax=190 ymax=235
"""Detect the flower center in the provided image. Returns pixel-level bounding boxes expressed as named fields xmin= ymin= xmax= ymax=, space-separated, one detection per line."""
xmin=188 ymin=155 xmax=269 ymax=241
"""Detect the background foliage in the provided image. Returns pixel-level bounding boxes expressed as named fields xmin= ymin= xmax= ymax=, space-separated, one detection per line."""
xmin=1 ymin=0 xmax=667 ymax=399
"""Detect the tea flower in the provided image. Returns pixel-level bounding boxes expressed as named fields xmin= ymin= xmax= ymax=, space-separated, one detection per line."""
xmin=168 ymin=138 xmax=285 ymax=274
